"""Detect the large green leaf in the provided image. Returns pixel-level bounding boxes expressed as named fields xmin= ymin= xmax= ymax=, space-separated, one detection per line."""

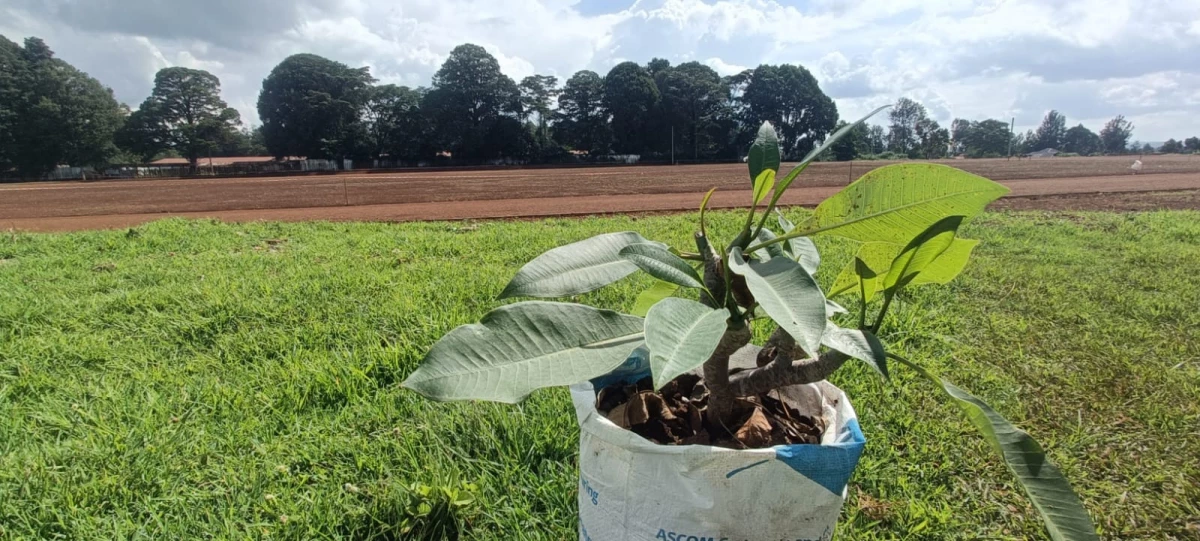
xmin=403 ymin=302 xmax=644 ymax=403
xmin=500 ymin=232 xmax=661 ymax=298
xmin=631 ymin=280 xmax=680 ymax=317
xmin=891 ymin=354 xmax=1099 ymax=541
xmin=822 ymin=323 xmax=887 ymax=378
xmin=728 ymin=247 xmax=826 ymax=355
xmin=646 ymin=298 xmax=729 ymax=389
xmin=882 ymin=215 xmax=962 ymax=294
xmin=811 ymin=164 xmax=1008 ymax=244
xmin=748 ymin=121 xmax=780 ymax=185
xmin=752 ymin=169 xmax=776 ymax=205
xmin=776 ymin=211 xmax=820 ymax=275
xmin=828 ymin=238 xmax=979 ymax=298
xmin=619 ymin=243 xmax=703 ymax=289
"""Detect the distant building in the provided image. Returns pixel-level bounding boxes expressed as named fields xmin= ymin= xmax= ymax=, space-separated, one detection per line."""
xmin=1025 ymin=148 xmax=1060 ymax=158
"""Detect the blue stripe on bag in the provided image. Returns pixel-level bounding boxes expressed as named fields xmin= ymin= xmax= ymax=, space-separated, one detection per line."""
xmin=772 ymin=419 xmax=866 ymax=495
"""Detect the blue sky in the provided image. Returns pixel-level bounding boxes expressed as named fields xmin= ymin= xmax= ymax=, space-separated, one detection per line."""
xmin=3 ymin=0 xmax=1198 ymax=141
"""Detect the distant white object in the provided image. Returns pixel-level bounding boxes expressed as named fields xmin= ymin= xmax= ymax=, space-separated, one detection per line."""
xmin=1131 ymin=160 xmax=1143 ymax=174
xmin=742 ymin=156 xmax=748 ymax=162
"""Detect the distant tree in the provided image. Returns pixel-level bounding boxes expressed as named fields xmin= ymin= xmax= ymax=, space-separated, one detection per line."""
xmin=1061 ymin=124 xmax=1101 ymax=156
xmin=1159 ymin=138 xmax=1183 ymax=154
xmin=646 ymin=58 xmax=672 ymax=79
xmin=960 ymin=119 xmax=1012 ymax=157
xmin=118 ymin=67 xmax=241 ymax=170
xmin=915 ymin=117 xmax=949 ymax=159
xmin=887 ymin=98 xmax=929 ymax=158
xmin=423 ymin=44 xmax=522 ymax=161
xmin=950 ymin=118 xmax=972 ymax=154
xmin=1099 ymin=115 xmax=1134 ymax=155
xmin=829 ymin=120 xmax=869 ymax=161
xmin=741 ymin=64 xmax=837 ymax=159
xmin=1185 ymin=136 xmax=1200 ymax=153
xmin=1 ymin=36 xmax=125 ymax=177
xmin=1011 ymin=129 xmax=1035 ymax=155
xmin=866 ymin=124 xmax=887 ymax=154
xmin=519 ymin=75 xmax=558 ymax=147
xmin=1030 ymin=110 xmax=1067 ymax=151
xmin=1141 ymin=142 xmax=1154 ymax=154
xmin=603 ymin=62 xmax=660 ymax=154
xmin=555 ymin=70 xmax=610 ymax=154
xmin=363 ymin=84 xmax=426 ymax=161
xmin=257 ymin=53 xmax=374 ymax=161
xmin=221 ymin=126 xmax=268 ymax=157
xmin=658 ymin=62 xmax=728 ymax=160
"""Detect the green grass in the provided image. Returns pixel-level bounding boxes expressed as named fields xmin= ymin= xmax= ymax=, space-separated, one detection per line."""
xmin=1 ymin=210 xmax=1197 ymax=540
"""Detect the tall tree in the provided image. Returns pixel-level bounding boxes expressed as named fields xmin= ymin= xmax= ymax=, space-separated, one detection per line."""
xmin=1061 ymin=124 xmax=1101 ymax=155
xmin=866 ymin=125 xmax=887 ymax=154
xmin=657 ymin=62 xmax=727 ymax=160
xmin=1099 ymin=115 xmax=1134 ymax=155
xmin=741 ymin=64 xmax=837 ymax=159
xmin=555 ymin=70 xmax=610 ymax=154
xmin=363 ymin=84 xmax=426 ymax=161
xmin=1184 ymin=136 xmax=1200 ymax=153
xmin=1030 ymin=110 xmax=1067 ymax=151
xmin=257 ymin=53 xmax=374 ymax=161
xmin=887 ymin=98 xmax=929 ymax=158
xmin=950 ymin=118 xmax=972 ymax=155
xmin=915 ymin=117 xmax=949 ymax=159
xmin=603 ymin=62 xmax=659 ymax=154
xmin=423 ymin=44 xmax=522 ymax=161
xmin=1 ymin=36 xmax=126 ymax=177
xmin=118 ymin=67 xmax=241 ymax=169
xmin=518 ymin=75 xmax=558 ymax=148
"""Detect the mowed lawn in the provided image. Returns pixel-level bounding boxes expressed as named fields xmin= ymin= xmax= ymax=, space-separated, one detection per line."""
xmin=1 ymin=210 xmax=1197 ymax=540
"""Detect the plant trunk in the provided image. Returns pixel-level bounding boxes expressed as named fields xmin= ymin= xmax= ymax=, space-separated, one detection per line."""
xmin=702 ymin=325 xmax=751 ymax=428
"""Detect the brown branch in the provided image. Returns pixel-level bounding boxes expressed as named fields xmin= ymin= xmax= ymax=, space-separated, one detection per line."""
xmin=728 ymin=346 xmax=849 ymax=397
xmin=702 ymin=324 xmax=752 ymax=425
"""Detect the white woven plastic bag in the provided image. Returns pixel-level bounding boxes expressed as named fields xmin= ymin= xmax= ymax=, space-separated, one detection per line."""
xmin=571 ymin=352 xmax=865 ymax=541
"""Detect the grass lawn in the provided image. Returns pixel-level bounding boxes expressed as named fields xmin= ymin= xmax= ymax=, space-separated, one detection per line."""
xmin=1 ymin=210 xmax=1198 ymax=540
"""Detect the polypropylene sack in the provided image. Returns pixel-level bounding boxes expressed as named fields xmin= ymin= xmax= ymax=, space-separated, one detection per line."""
xmin=571 ymin=352 xmax=865 ymax=541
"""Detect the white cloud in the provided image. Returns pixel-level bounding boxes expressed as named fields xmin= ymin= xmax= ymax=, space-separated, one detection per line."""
xmin=1 ymin=0 xmax=1198 ymax=139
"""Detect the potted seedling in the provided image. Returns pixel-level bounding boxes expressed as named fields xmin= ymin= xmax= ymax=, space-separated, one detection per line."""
xmin=403 ymin=109 xmax=1098 ymax=540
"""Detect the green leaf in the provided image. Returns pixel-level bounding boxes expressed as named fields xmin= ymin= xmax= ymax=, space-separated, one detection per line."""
xmin=811 ymin=164 xmax=1009 ymax=244
xmin=646 ymin=298 xmax=729 ymax=389
xmin=728 ymin=247 xmax=826 ymax=355
xmin=500 ymin=232 xmax=662 ymax=298
xmin=891 ymin=354 xmax=1099 ymax=541
xmin=822 ymin=324 xmax=887 ymax=379
xmin=403 ymin=302 xmax=645 ymax=403
xmin=883 ymin=215 xmax=962 ymax=294
xmin=829 ymin=239 xmax=978 ymax=298
xmin=752 ymin=169 xmax=776 ymax=205
xmin=775 ymin=211 xmax=820 ymax=274
xmin=748 ymin=121 xmax=780 ymax=185
xmin=908 ymin=238 xmax=978 ymax=285
xmin=754 ymin=228 xmax=787 ymax=260
xmin=619 ymin=243 xmax=704 ymax=289
xmin=631 ymin=280 xmax=680 ymax=317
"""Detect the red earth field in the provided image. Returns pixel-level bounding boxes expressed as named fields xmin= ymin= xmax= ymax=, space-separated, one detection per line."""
xmin=2 ymin=155 xmax=1199 ymax=232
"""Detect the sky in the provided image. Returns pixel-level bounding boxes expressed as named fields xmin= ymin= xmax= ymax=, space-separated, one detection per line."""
xmin=3 ymin=0 xmax=1199 ymax=142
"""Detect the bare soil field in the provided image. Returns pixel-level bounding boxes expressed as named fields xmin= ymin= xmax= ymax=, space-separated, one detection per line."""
xmin=2 ymin=155 xmax=1198 ymax=232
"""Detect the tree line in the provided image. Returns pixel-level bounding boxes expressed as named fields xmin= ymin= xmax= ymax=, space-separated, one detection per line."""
xmin=3 ymin=35 xmax=1197 ymax=179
